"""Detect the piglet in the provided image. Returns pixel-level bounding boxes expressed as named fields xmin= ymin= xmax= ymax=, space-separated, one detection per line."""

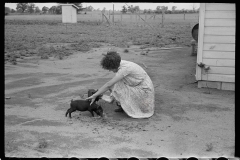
xmin=65 ymin=89 xmax=103 ymax=118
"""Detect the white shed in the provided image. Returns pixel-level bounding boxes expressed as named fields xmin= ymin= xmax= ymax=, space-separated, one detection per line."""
xmin=60 ymin=4 xmax=79 ymax=23
xmin=196 ymin=3 xmax=235 ymax=91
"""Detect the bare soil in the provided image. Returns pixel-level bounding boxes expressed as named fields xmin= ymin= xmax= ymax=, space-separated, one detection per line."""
xmin=5 ymin=44 xmax=235 ymax=158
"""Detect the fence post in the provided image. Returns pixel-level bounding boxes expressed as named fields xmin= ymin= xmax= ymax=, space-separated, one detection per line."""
xmin=161 ymin=10 xmax=165 ymax=27
xmin=161 ymin=11 xmax=163 ymax=27
xmin=102 ymin=12 xmax=104 ymax=23
xmin=113 ymin=4 xmax=114 ymax=23
xmin=121 ymin=12 xmax=122 ymax=23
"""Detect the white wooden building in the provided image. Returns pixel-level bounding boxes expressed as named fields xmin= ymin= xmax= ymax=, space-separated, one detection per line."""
xmin=60 ymin=4 xmax=79 ymax=23
xmin=196 ymin=3 xmax=235 ymax=91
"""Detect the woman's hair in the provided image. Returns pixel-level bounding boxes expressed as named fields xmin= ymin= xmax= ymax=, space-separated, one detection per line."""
xmin=100 ymin=51 xmax=121 ymax=70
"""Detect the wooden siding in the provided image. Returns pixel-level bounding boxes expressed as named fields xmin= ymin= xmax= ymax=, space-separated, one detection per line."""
xmin=197 ymin=3 xmax=235 ymax=85
xmin=205 ymin=19 xmax=235 ymax=27
xmin=203 ymin=43 xmax=235 ymax=52
xmin=202 ymin=74 xmax=234 ymax=82
xmin=71 ymin=7 xmax=77 ymax=23
xmin=206 ymin=3 xmax=235 ymax=11
xmin=205 ymin=11 xmax=235 ymax=19
xmin=204 ymin=35 xmax=235 ymax=44
xmin=204 ymin=27 xmax=235 ymax=36
xmin=202 ymin=59 xmax=235 ymax=67
xmin=203 ymin=51 xmax=235 ymax=59
xmin=221 ymin=82 xmax=235 ymax=90
xmin=201 ymin=66 xmax=235 ymax=75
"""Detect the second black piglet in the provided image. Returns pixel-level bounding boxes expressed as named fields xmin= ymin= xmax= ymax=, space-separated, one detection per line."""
xmin=87 ymin=89 xmax=102 ymax=101
xmin=65 ymin=89 xmax=103 ymax=118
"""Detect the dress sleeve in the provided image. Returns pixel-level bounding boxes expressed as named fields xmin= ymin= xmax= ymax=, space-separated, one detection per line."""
xmin=116 ymin=66 xmax=130 ymax=77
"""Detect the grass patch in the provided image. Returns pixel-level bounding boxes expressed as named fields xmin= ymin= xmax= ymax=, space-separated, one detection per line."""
xmin=5 ymin=14 xmax=198 ymax=62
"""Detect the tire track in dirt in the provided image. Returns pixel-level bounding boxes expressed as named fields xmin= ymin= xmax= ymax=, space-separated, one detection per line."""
xmin=5 ymin=77 xmax=110 ymax=95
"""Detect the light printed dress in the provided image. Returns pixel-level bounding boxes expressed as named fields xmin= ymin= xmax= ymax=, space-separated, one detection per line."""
xmin=111 ymin=60 xmax=155 ymax=118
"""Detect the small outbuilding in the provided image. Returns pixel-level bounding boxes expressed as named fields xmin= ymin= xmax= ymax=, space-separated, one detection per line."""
xmin=196 ymin=3 xmax=235 ymax=91
xmin=60 ymin=4 xmax=79 ymax=23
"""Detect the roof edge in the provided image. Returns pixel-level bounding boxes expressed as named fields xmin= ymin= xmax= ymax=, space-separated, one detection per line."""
xmin=60 ymin=4 xmax=79 ymax=9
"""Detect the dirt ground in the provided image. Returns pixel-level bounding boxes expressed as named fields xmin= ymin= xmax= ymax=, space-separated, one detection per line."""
xmin=4 ymin=44 xmax=235 ymax=158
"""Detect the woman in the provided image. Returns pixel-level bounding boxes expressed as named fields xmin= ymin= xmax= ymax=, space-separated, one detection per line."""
xmin=85 ymin=51 xmax=155 ymax=118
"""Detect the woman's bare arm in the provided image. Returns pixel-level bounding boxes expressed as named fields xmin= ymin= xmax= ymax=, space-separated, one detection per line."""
xmin=85 ymin=73 xmax=124 ymax=104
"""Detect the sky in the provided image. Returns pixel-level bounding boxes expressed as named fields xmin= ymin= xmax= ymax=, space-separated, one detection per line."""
xmin=5 ymin=3 xmax=200 ymax=11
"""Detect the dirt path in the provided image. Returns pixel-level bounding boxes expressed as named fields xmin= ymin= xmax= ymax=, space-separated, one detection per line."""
xmin=5 ymin=45 xmax=234 ymax=158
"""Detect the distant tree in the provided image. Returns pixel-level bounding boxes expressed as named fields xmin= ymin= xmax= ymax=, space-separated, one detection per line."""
xmin=161 ymin=6 xmax=168 ymax=11
xmin=121 ymin=5 xmax=127 ymax=14
xmin=11 ymin=9 xmax=16 ymax=13
xmin=17 ymin=8 xmax=22 ymax=13
xmin=134 ymin=6 xmax=140 ymax=13
xmin=35 ymin=6 xmax=41 ymax=13
xmin=5 ymin=7 xmax=11 ymax=13
xmin=49 ymin=6 xmax=57 ymax=14
xmin=55 ymin=5 xmax=62 ymax=14
xmin=16 ymin=3 xmax=28 ymax=13
xmin=165 ymin=10 xmax=171 ymax=14
xmin=155 ymin=6 xmax=162 ymax=14
xmin=181 ymin=9 xmax=185 ymax=14
xmin=42 ymin=6 xmax=49 ymax=14
xmin=86 ymin=5 xmax=93 ymax=11
xmin=27 ymin=3 xmax=35 ymax=13
xmin=184 ymin=9 xmax=189 ymax=13
xmin=156 ymin=6 xmax=167 ymax=14
xmin=172 ymin=6 xmax=177 ymax=13
xmin=143 ymin=9 xmax=147 ymax=14
xmin=102 ymin=7 xmax=106 ymax=13
xmin=128 ymin=5 xmax=135 ymax=13
xmin=147 ymin=9 xmax=152 ymax=14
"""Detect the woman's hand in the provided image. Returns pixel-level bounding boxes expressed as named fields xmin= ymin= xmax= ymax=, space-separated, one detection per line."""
xmin=85 ymin=94 xmax=97 ymax=106
xmin=85 ymin=74 xmax=124 ymax=105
